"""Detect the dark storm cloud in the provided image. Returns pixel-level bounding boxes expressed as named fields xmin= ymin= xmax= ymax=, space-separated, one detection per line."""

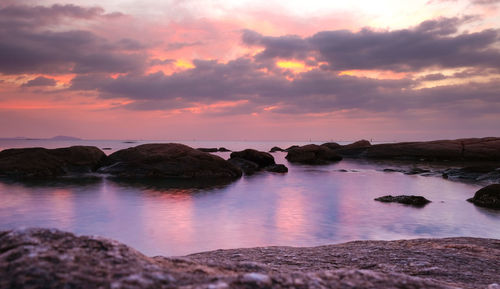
xmin=21 ymin=76 xmax=57 ymax=87
xmin=243 ymin=17 xmax=500 ymax=72
xmin=0 ymin=4 xmax=144 ymax=75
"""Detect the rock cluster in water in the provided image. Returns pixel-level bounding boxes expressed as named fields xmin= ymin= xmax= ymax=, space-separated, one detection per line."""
xmin=285 ymin=144 xmax=343 ymax=164
xmin=229 ymin=149 xmax=288 ymax=175
xmin=1 ymin=228 xmax=499 ymax=289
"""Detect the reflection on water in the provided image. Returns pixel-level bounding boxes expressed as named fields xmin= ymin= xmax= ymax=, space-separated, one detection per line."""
xmin=1 ymin=153 xmax=499 ymax=257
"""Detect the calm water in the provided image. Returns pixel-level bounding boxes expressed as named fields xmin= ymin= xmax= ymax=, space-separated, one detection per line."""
xmin=0 ymin=139 xmax=499 ymax=256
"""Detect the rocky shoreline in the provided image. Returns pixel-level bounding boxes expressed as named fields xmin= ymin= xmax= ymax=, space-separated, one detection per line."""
xmin=1 ymin=228 xmax=499 ymax=289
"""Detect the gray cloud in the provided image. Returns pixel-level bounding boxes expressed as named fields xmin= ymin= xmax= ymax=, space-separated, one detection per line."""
xmin=0 ymin=4 xmax=145 ymax=75
xmin=243 ymin=17 xmax=500 ymax=72
xmin=21 ymin=76 xmax=57 ymax=87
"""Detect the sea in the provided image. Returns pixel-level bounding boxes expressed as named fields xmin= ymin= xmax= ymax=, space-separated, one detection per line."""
xmin=0 ymin=139 xmax=499 ymax=256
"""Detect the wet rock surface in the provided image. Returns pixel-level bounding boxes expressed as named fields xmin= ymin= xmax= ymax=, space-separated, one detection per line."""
xmin=2 ymin=229 xmax=500 ymax=289
xmin=375 ymin=195 xmax=432 ymax=207
xmin=286 ymin=144 xmax=342 ymax=164
xmin=467 ymin=184 xmax=500 ymax=210
xmin=98 ymin=143 xmax=242 ymax=179
xmin=0 ymin=146 xmax=106 ymax=178
xmin=229 ymin=149 xmax=288 ymax=175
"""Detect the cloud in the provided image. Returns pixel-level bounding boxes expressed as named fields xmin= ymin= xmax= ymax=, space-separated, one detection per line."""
xmin=21 ymin=76 xmax=57 ymax=87
xmin=0 ymin=4 xmax=145 ymax=75
xmin=244 ymin=17 xmax=500 ymax=72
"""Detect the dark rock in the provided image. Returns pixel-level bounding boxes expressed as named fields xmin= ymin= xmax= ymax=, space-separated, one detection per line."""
xmin=197 ymin=147 xmax=219 ymax=152
xmin=383 ymin=168 xmax=405 ymax=173
xmin=375 ymin=195 xmax=431 ymax=207
xmin=230 ymin=149 xmax=275 ymax=168
xmin=443 ymin=166 xmax=500 ymax=183
xmin=98 ymin=143 xmax=242 ymax=179
xmin=0 ymin=146 xmax=106 ymax=178
xmin=356 ymin=137 xmax=500 ymax=161
xmin=218 ymin=147 xmax=231 ymax=152
xmin=102 ymin=147 xmax=112 ymax=150
xmin=269 ymin=146 xmax=285 ymax=152
xmin=286 ymin=144 xmax=342 ymax=165
xmin=320 ymin=142 xmax=342 ymax=150
xmin=2 ymin=228 xmax=499 ymax=289
xmin=467 ymin=184 xmax=500 ymax=210
xmin=343 ymin=139 xmax=371 ymax=149
xmin=265 ymin=164 xmax=288 ymax=173
xmin=285 ymin=145 xmax=299 ymax=151
xmin=228 ymin=157 xmax=260 ymax=175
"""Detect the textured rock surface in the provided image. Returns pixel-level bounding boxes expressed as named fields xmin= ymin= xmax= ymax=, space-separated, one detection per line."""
xmin=340 ymin=137 xmax=500 ymax=161
xmin=230 ymin=149 xmax=275 ymax=167
xmin=2 ymin=229 xmax=500 ymax=289
xmin=0 ymin=146 xmax=106 ymax=178
xmin=98 ymin=143 xmax=242 ymax=178
xmin=375 ymin=195 xmax=431 ymax=207
xmin=467 ymin=184 xmax=500 ymax=209
xmin=286 ymin=144 xmax=342 ymax=164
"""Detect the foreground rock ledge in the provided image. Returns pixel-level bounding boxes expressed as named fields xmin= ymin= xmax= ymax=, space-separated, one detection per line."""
xmin=1 ymin=229 xmax=499 ymax=289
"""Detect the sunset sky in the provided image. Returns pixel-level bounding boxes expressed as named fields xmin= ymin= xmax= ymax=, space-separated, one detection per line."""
xmin=1 ymin=0 xmax=499 ymax=141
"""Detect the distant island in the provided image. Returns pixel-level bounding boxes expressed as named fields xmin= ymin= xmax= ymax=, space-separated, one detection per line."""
xmin=49 ymin=135 xmax=82 ymax=140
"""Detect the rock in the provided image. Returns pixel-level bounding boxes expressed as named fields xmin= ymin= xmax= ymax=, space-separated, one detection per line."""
xmin=0 ymin=146 xmax=106 ymax=178
xmin=98 ymin=143 xmax=242 ymax=179
xmin=102 ymin=147 xmax=112 ymax=150
xmin=265 ymin=164 xmax=288 ymax=173
xmin=404 ymin=168 xmax=431 ymax=175
xmin=443 ymin=166 xmax=500 ymax=184
xmin=343 ymin=139 xmax=371 ymax=149
xmin=320 ymin=142 xmax=342 ymax=150
xmin=218 ymin=147 xmax=231 ymax=152
xmin=285 ymin=144 xmax=342 ymax=165
xmin=467 ymin=184 xmax=500 ymax=210
xmin=285 ymin=145 xmax=299 ymax=151
xmin=229 ymin=149 xmax=288 ymax=175
xmin=375 ymin=195 xmax=431 ymax=207
xmin=269 ymin=146 xmax=285 ymax=152
xmin=230 ymin=149 xmax=275 ymax=168
xmin=5 ymin=229 xmax=499 ymax=288
xmin=197 ymin=148 xmax=219 ymax=152
xmin=228 ymin=157 xmax=260 ymax=175
xmin=345 ymin=137 xmax=500 ymax=161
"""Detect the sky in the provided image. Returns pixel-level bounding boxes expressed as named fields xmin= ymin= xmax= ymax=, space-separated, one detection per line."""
xmin=0 ymin=0 xmax=499 ymax=141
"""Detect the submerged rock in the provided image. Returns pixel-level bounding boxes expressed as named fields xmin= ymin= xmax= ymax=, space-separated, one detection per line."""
xmin=375 ymin=195 xmax=431 ymax=207
xmin=467 ymin=184 xmax=500 ymax=210
xmin=2 ymin=228 xmax=499 ymax=288
xmin=0 ymin=146 xmax=106 ymax=178
xmin=99 ymin=143 xmax=242 ymax=179
xmin=197 ymin=147 xmax=219 ymax=152
xmin=286 ymin=144 xmax=342 ymax=165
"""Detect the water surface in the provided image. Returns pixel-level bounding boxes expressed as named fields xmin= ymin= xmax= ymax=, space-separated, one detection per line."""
xmin=0 ymin=140 xmax=498 ymax=256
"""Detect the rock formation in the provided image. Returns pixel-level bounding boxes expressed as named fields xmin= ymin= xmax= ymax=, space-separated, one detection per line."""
xmin=98 ymin=143 xmax=242 ymax=179
xmin=0 ymin=146 xmax=106 ymax=178
xmin=1 ymin=228 xmax=500 ymax=288
xmin=467 ymin=184 xmax=500 ymax=210
xmin=286 ymin=144 xmax=342 ymax=164
xmin=375 ymin=195 xmax=431 ymax=207
xmin=229 ymin=149 xmax=288 ymax=175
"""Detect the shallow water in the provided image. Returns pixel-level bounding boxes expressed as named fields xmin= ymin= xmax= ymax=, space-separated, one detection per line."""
xmin=0 ymin=140 xmax=499 ymax=256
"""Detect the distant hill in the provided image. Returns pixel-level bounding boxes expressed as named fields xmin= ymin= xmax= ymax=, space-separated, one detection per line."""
xmin=50 ymin=135 xmax=82 ymax=140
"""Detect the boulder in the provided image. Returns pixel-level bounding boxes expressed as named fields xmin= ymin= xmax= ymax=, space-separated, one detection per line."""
xmin=467 ymin=184 xmax=500 ymax=210
xmin=2 ymin=228 xmax=499 ymax=289
xmin=320 ymin=142 xmax=342 ymax=150
xmin=265 ymin=164 xmax=288 ymax=173
xmin=375 ymin=195 xmax=431 ymax=207
xmin=98 ymin=143 xmax=241 ymax=178
xmin=269 ymin=146 xmax=285 ymax=152
xmin=230 ymin=149 xmax=276 ymax=168
xmin=228 ymin=157 xmax=260 ymax=175
xmin=218 ymin=147 xmax=231 ymax=152
xmin=286 ymin=144 xmax=342 ymax=164
xmin=0 ymin=146 xmax=106 ymax=178
xmin=343 ymin=139 xmax=371 ymax=149
xmin=285 ymin=145 xmax=299 ymax=151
